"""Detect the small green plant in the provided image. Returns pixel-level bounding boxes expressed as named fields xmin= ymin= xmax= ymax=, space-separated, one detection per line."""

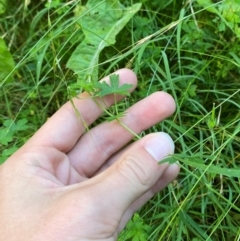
xmin=197 ymin=0 xmax=240 ymax=35
xmin=0 ymin=119 xmax=29 ymax=164
xmin=96 ymin=74 xmax=133 ymax=97
xmin=95 ymin=74 xmax=133 ymax=121
xmin=118 ymin=213 xmax=151 ymax=241
xmin=207 ymin=103 xmax=217 ymax=130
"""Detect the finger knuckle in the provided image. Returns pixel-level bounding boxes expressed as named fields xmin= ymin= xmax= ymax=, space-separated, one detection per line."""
xmin=116 ymin=154 xmax=152 ymax=189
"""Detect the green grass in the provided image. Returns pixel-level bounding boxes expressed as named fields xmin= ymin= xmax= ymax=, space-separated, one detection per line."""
xmin=1 ymin=0 xmax=240 ymax=240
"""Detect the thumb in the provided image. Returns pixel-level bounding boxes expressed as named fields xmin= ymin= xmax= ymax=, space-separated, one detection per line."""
xmin=94 ymin=132 xmax=175 ymax=214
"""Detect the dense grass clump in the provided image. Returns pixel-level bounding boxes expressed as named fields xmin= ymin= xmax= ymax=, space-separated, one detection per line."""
xmin=1 ymin=0 xmax=240 ymax=240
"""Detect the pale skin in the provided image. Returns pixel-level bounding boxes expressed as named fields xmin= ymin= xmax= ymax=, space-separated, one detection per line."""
xmin=0 ymin=69 xmax=180 ymax=241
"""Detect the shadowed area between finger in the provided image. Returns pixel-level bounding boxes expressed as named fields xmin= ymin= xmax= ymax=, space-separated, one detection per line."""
xmin=70 ymin=133 xmax=174 ymax=227
xmin=67 ymin=92 xmax=176 ymax=177
xmin=22 ymin=69 xmax=137 ymax=153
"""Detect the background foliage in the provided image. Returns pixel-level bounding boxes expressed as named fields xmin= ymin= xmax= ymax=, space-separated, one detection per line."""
xmin=1 ymin=0 xmax=240 ymax=240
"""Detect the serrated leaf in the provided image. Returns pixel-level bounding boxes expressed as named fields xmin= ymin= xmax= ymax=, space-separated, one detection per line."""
xmin=0 ymin=128 xmax=14 ymax=145
xmin=96 ymin=74 xmax=133 ymax=96
xmin=3 ymin=119 xmax=15 ymax=129
xmin=0 ymin=146 xmax=18 ymax=164
xmin=188 ymin=84 xmax=197 ymax=97
xmin=16 ymin=119 xmax=28 ymax=131
xmin=0 ymin=38 xmax=15 ymax=83
xmin=2 ymin=146 xmax=18 ymax=157
xmin=119 ymin=213 xmax=151 ymax=241
xmin=0 ymin=119 xmax=29 ymax=146
xmin=67 ymin=0 xmax=141 ymax=82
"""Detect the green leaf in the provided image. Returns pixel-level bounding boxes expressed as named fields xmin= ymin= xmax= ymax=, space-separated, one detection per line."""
xmin=197 ymin=0 xmax=240 ymax=36
xmin=188 ymin=84 xmax=197 ymax=97
xmin=220 ymin=0 xmax=240 ymax=24
xmin=207 ymin=103 xmax=216 ymax=129
xmin=118 ymin=213 xmax=151 ymax=241
xmin=3 ymin=119 xmax=15 ymax=128
xmin=0 ymin=128 xmax=14 ymax=145
xmin=2 ymin=146 xmax=18 ymax=156
xmin=96 ymin=74 xmax=133 ymax=97
xmin=0 ymin=147 xmax=18 ymax=164
xmin=163 ymin=154 xmax=240 ymax=178
xmin=0 ymin=0 xmax=6 ymax=14
xmin=218 ymin=21 xmax=226 ymax=32
xmin=67 ymin=0 xmax=141 ymax=82
xmin=0 ymin=38 xmax=15 ymax=83
xmin=0 ymin=119 xmax=29 ymax=146
xmin=196 ymin=0 xmax=218 ymax=14
xmin=15 ymin=119 xmax=28 ymax=131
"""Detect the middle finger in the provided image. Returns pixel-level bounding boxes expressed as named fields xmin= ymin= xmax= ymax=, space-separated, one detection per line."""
xmin=67 ymin=91 xmax=176 ymax=177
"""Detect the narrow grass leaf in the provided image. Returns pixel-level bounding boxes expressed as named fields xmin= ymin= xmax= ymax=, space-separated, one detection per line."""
xmin=180 ymin=212 xmax=213 ymax=241
xmin=163 ymin=154 xmax=240 ymax=178
xmin=177 ymin=8 xmax=185 ymax=71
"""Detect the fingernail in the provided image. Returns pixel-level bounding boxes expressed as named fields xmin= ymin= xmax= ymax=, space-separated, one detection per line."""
xmin=143 ymin=132 xmax=175 ymax=162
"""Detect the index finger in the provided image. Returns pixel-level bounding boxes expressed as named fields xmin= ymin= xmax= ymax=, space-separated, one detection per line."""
xmin=23 ymin=69 xmax=137 ymax=152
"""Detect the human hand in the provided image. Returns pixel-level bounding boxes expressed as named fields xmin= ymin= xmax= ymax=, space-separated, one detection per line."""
xmin=0 ymin=69 xmax=180 ymax=241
